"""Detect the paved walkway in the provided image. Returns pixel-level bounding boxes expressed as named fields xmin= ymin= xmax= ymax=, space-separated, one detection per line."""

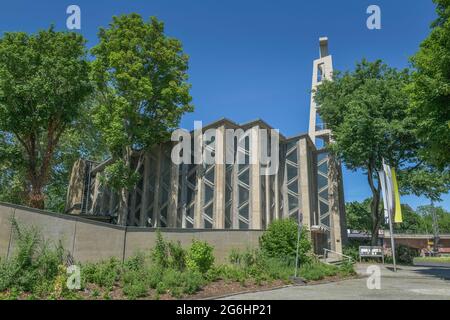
xmin=221 ymin=263 xmax=450 ymax=300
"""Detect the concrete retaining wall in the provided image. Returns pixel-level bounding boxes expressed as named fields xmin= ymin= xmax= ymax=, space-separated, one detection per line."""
xmin=0 ymin=203 xmax=263 ymax=263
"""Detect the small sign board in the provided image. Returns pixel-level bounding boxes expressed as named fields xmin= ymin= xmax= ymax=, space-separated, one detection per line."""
xmin=359 ymin=246 xmax=384 ymax=263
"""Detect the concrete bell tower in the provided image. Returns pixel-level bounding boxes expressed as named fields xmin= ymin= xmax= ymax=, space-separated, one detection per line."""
xmin=308 ymin=37 xmax=347 ymax=253
xmin=309 ymin=37 xmax=333 ymax=147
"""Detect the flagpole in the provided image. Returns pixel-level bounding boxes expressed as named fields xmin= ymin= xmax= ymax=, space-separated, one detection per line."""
xmin=382 ymin=158 xmax=397 ymax=272
xmin=388 ymin=206 xmax=397 ymax=272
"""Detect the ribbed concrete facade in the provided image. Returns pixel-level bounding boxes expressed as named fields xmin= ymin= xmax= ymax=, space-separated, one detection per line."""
xmin=65 ymin=37 xmax=346 ymax=253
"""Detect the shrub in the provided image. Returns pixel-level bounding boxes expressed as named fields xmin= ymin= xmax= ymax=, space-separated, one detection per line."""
xmin=260 ymin=219 xmax=312 ymax=264
xmin=0 ymin=219 xmax=66 ymax=295
xmin=168 ymin=241 xmax=186 ymax=271
xmin=124 ymin=251 xmax=147 ymax=271
xmin=342 ymin=244 xmax=359 ymax=261
xmin=155 ymin=268 xmax=204 ymax=297
xmin=299 ymin=262 xmax=338 ymax=281
xmin=396 ymin=245 xmax=419 ymax=265
xmin=151 ymin=231 xmax=186 ymax=271
xmin=151 ymin=230 xmax=168 ymax=268
xmin=179 ymin=270 xmax=204 ymax=295
xmin=146 ymin=266 xmax=164 ymax=289
xmin=123 ymin=282 xmax=148 ymax=299
xmin=81 ymin=258 xmax=121 ymax=289
xmin=226 ymin=248 xmax=295 ymax=283
xmin=229 ymin=248 xmax=259 ymax=268
xmin=186 ymin=239 xmax=215 ymax=274
xmin=338 ymin=260 xmax=356 ymax=276
xmin=298 ymin=260 xmax=355 ymax=281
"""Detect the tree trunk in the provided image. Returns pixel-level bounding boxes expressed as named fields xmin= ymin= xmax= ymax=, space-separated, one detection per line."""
xmin=117 ymin=147 xmax=132 ymax=226
xmin=118 ymin=187 xmax=128 ymax=226
xmin=18 ymin=121 xmax=64 ymax=210
xmin=29 ymin=185 xmax=45 ymax=209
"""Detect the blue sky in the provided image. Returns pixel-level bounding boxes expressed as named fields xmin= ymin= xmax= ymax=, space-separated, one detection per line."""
xmin=0 ymin=0 xmax=448 ymax=210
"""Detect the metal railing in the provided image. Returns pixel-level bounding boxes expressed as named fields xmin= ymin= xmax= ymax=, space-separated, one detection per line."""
xmin=323 ymin=248 xmax=353 ymax=263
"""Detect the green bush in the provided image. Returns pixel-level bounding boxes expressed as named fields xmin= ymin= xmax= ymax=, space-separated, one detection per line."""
xmin=151 ymin=231 xmax=186 ymax=271
xmin=146 ymin=266 xmax=164 ymax=289
xmin=156 ymin=268 xmax=204 ymax=297
xmin=342 ymin=244 xmax=359 ymax=261
xmin=168 ymin=241 xmax=186 ymax=271
xmin=260 ymin=219 xmax=312 ymax=264
xmin=337 ymin=260 xmax=356 ymax=277
xmin=122 ymin=269 xmax=149 ymax=299
xmin=299 ymin=262 xmax=338 ymax=281
xmin=0 ymin=219 xmax=66 ymax=295
xmin=81 ymin=258 xmax=121 ymax=289
xmin=151 ymin=230 xmax=168 ymax=268
xmin=124 ymin=251 xmax=147 ymax=271
xmin=186 ymin=239 xmax=215 ymax=274
xmin=226 ymin=248 xmax=294 ymax=283
xmin=396 ymin=245 xmax=419 ymax=265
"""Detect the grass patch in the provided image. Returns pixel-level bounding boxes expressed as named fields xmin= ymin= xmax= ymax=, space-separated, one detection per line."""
xmin=413 ymin=256 xmax=450 ymax=264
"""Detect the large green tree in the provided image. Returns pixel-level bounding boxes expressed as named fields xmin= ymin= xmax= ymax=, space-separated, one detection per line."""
xmin=408 ymin=0 xmax=450 ymax=170
xmin=0 ymin=28 xmax=92 ymax=209
xmin=345 ymin=199 xmax=372 ymax=233
xmin=91 ymin=14 xmax=193 ymax=225
xmin=44 ymin=98 xmax=109 ymax=213
xmin=314 ymin=60 xmax=448 ymax=245
xmin=346 ymin=199 xmax=450 ymax=234
xmin=417 ymin=204 xmax=450 ymax=234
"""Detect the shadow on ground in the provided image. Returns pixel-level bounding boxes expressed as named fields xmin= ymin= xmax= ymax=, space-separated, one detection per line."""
xmin=413 ymin=267 xmax=450 ymax=280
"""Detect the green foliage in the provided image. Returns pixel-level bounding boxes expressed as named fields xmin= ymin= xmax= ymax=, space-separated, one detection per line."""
xmin=299 ymin=262 xmax=339 ymax=281
xmin=346 ymin=199 xmax=372 ymax=233
xmin=342 ymin=244 xmax=360 ymax=261
xmin=44 ymin=100 xmax=109 ymax=212
xmin=414 ymin=256 xmax=450 ymax=264
xmin=151 ymin=230 xmax=168 ymax=268
xmin=103 ymin=159 xmax=141 ymax=192
xmin=186 ymin=239 xmax=215 ymax=274
xmin=0 ymin=224 xmax=355 ymax=299
xmin=156 ymin=269 xmax=204 ymax=297
xmin=259 ymin=219 xmax=312 ymax=264
xmin=297 ymin=260 xmax=355 ymax=282
xmin=396 ymin=245 xmax=420 ymax=265
xmin=91 ymin=14 xmax=193 ymax=203
xmin=121 ymin=268 xmax=150 ymax=299
xmin=417 ymin=204 xmax=450 ymax=233
xmin=81 ymin=258 xmax=121 ymax=290
xmin=0 ymin=27 xmax=92 ymax=208
xmin=314 ymin=59 xmax=413 ymax=172
xmin=0 ymin=219 xmax=67 ymax=297
xmin=393 ymin=204 xmax=426 ymax=233
xmin=225 ymin=247 xmax=354 ymax=283
xmin=168 ymin=241 xmax=186 ymax=271
xmin=224 ymin=249 xmax=294 ymax=283
xmin=151 ymin=230 xmax=186 ymax=270
xmin=346 ymin=199 xmax=450 ymax=235
xmin=314 ymin=59 xmax=448 ymax=243
xmin=123 ymin=251 xmax=147 ymax=271
xmin=408 ymin=0 xmax=450 ymax=170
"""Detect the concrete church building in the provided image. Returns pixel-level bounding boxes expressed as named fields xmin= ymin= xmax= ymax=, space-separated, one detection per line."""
xmin=65 ymin=37 xmax=347 ymax=253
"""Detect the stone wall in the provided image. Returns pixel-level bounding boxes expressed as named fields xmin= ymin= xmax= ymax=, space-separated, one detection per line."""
xmin=0 ymin=203 xmax=263 ymax=263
